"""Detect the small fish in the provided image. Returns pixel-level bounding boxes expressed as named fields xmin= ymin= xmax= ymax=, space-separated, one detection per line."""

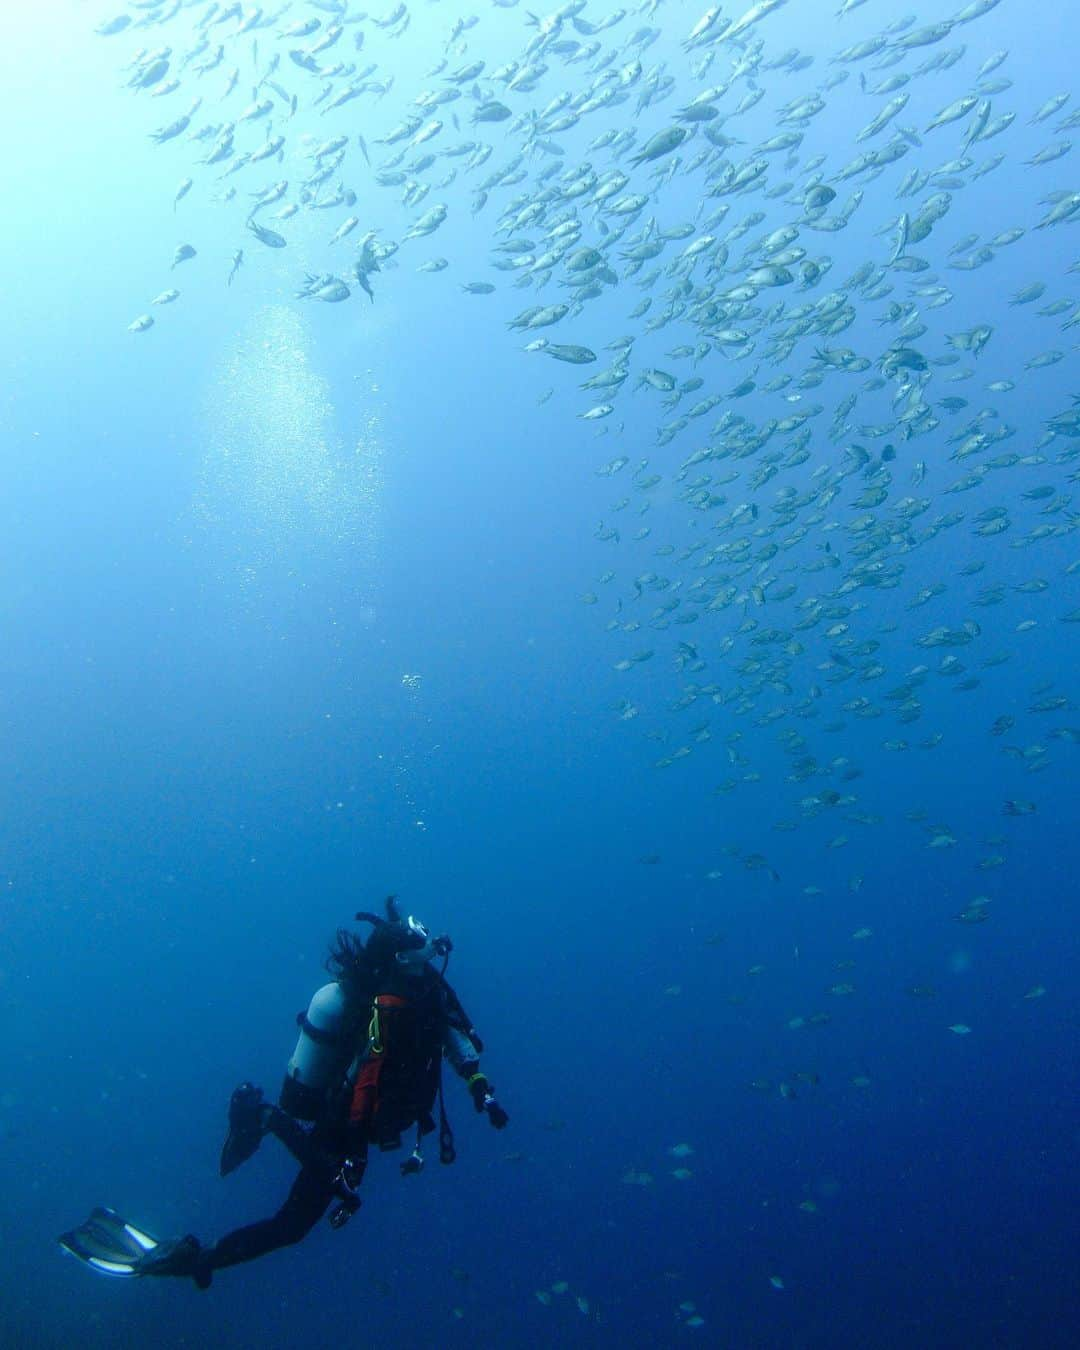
xmin=96 ymin=15 xmax=133 ymax=36
xmin=404 ymin=203 xmax=448 ymax=240
xmin=472 ymin=100 xmax=512 ymax=124
xmin=329 ymin=216 xmax=360 ymax=245
xmin=630 ymin=126 xmax=688 ymax=167
xmin=247 ymin=220 xmax=286 ymax=248
xmin=543 ymin=344 xmax=597 ymax=364
xmin=278 ymin=18 xmax=321 ymax=39
xmin=1031 ymin=93 xmax=1070 ymax=124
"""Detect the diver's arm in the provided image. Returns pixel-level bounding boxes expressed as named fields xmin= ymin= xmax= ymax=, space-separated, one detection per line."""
xmin=440 ymin=976 xmax=484 ymax=1053
xmin=444 ymin=1023 xmax=482 ymax=1077
xmin=443 ymin=1023 xmax=509 ymax=1129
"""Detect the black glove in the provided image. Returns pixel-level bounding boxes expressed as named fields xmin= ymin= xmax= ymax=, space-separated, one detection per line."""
xmin=469 ymin=1074 xmax=509 ymax=1129
xmin=328 ymin=1160 xmax=364 ymax=1230
xmin=468 ymin=1073 xmax=490 ymax=1113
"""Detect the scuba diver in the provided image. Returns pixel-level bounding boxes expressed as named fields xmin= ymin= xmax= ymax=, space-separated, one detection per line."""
xmin=59 ymin=897 xmax=509 ymax=1289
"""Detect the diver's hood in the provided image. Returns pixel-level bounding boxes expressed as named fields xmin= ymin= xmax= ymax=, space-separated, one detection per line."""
xmin=355 ymin=896 xmax=450 ymax=972
xmin=393 ymin=915 xmax=438 ymax=968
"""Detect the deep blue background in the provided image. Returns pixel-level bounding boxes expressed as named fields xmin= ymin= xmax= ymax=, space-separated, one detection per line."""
xmin=1 ymin=1 xmax=1078 ymax=1346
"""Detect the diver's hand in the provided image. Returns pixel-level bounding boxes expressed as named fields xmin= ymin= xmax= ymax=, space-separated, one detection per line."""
xmin=468 ymin=1073 xmax=508 ymax=1127
xmin=484 ymin=1096 xmax=509 ymax=1130
xmin=468 ymin=1074 xmax=490 ymax=1113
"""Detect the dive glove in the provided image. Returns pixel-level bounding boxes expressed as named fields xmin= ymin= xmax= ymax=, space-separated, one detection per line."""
xmin=469 ymin=1074 xmax=509 ymax=1129
xmin=485 ymin=1097 xmax=510 ymax=1129
xmin=328 ymin=1160 xmax=364 ymax=1230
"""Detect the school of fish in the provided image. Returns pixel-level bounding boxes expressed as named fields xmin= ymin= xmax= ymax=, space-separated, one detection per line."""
xmin=99 ymin=0 xmax=1076 ymax=1324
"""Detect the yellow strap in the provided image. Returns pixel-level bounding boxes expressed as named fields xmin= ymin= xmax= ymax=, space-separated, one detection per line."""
xmin=467 ymin=1071 xmax=486 ymax=1088
xmin=369 ymin=1003 xmax=383 ymax=1056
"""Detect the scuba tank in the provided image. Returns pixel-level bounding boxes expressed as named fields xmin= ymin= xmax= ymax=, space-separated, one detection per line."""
xmin=280 ymin=982 xmax=351 ymax=1120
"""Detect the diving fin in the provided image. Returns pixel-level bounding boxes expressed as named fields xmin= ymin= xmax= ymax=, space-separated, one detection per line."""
xmin=59 ymin=1208 xmax=210 ymax=1286
xmin=59 ymin=1207 xmax=161 ymax=1277
xmin=220 ymin=1081 xmax=268 ymax=1176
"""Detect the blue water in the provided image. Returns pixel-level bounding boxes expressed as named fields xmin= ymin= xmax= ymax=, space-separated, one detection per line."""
xmin=2 ymin=1 xmax=1078 ymax=1346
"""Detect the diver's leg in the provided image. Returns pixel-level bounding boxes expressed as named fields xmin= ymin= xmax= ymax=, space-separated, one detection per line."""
xmin=99 ymin=1134 xmax=359 ymax=1287
xmin=263 ymin=1106 xmax=335 ymax=1167
xmin=221 ymin=1082 xmax=343 ymax=1173
xmin=202 ymin=1160 xmax=339 ymax=1274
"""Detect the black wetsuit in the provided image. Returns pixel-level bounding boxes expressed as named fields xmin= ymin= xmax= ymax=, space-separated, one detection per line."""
xmin=204 ymin=1113 xmax=346 ymax=1271
xmin=202 ymin=972 xmax=477 ymax=1276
